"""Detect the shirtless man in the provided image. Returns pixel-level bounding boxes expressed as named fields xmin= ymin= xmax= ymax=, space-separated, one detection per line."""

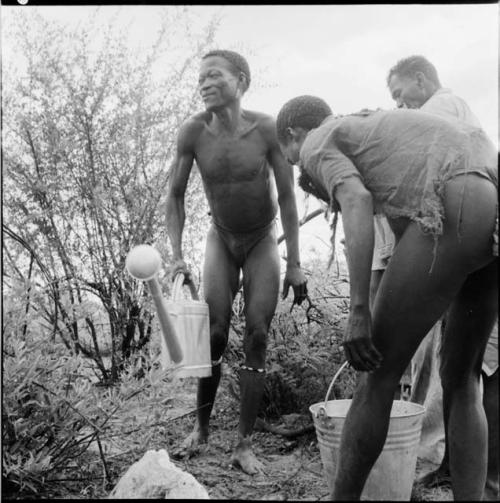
xmin=276 ymin=95 xmax=497 ymax=499
xmin=166 ymin=50 xmax=307 ymax=474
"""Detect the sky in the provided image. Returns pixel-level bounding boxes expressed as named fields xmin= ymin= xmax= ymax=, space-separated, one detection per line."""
xmin=2 ymin=3 xmax=498 ymax=260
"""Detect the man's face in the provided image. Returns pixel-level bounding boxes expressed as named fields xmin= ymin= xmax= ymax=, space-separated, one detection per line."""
xmin=388 ymin=73 xmax=427 ymax=109
xmin=279 ymin=135 xmax=302 ymax=166
xmin=198 ymin=56 xmax=242 ymax=111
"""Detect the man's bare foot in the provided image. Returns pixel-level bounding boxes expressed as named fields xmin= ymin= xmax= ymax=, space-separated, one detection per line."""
xmin=231 ymin=437 xmax=264 ymax=475
xmin=172 ymin=429 xmax=208 ymax=459
xmin=417 ymin=464 xmax=451 ymax=488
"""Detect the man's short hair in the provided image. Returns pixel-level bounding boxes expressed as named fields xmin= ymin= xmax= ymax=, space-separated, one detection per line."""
xmin=387 ymin=55 xmax=441 ymax=87
xmin=276 ymin=95 xmax=332 ymax=144
xmin=202 ymin=49 xmax=251 ymax=91
xmin=276 ymin=95 xmax=333 ymax=204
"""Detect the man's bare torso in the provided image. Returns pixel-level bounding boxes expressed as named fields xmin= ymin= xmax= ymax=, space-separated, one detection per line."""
xmin=189 ymin=110 xmax=278 ymax=233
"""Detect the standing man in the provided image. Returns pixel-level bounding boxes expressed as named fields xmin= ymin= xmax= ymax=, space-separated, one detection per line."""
xmin=385 ymin=55 xmax=498 ymax=498
xmin=166 ymin=49 xmax=307 ymax=475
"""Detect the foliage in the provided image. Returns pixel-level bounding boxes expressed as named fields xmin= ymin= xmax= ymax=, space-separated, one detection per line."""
xmin=2 ymin=334 xmax=103 ymax=495
xmin=1 ymin=324 xmax=177 ymax=499
xmin=2 ymin=6 xmax=219 ymax=382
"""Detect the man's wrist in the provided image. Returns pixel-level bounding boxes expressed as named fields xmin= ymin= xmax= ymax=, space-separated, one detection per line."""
xmin=286 ymin=259 xmax=301 ymax=269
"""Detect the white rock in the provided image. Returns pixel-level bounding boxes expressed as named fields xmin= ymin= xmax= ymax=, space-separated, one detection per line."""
xmin=109 ymin=449 xmax=209 ymax=499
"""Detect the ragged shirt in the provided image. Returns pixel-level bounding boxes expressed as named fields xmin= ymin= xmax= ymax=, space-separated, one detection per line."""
xmin=299 ymin=108 xmax=497 ymax=241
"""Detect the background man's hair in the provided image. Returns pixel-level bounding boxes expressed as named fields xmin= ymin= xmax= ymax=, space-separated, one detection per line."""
xmin=387 ymin=55 xmax=441 ymax=87
xmin=202 ymin=49 xmax=251 ymax=91
xmin=276 ymin=95 xmax=333 ymax=144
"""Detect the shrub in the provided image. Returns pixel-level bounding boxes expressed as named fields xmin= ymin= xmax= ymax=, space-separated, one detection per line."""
xmin=2 ymin=336 xmax=107 ymax=496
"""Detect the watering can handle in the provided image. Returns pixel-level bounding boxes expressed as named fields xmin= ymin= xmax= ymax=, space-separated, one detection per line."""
xmin=172 ymin=273 xmax=199 ymax=301
xmin=323 ymin=360 xmax=349 ymax=409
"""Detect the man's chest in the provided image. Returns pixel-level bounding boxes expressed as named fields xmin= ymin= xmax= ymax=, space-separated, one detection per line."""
xmin=194 ymin=133 xmax=269 ymax=183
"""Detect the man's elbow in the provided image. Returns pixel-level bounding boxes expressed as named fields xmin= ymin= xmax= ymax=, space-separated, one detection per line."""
xmin=167 ymin=186 xmax=184 ymax=204
xmin=337 ymin=185 xmax=373 ymax=210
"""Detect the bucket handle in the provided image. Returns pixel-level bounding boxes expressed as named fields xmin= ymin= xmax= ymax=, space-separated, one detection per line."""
xmin=172 ymin=273 xmax=199 ymax=301
xmin=318 ymin=360 xmax=349 ymax=417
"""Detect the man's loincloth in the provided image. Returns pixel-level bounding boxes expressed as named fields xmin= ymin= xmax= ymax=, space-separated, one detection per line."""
xmin=211 ymin=220 xmax=277 ymax=268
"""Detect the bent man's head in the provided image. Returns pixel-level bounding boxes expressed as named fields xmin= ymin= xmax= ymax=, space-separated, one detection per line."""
xmin=276 ymin=95 xmax=333 ymax=203
xmin=199 ymin=49 xmax=251 ymax=111
xmin=387 ymin=55 xmax=441 ymax=109
xmin=276 ymin=95 xmax=332 ymax=164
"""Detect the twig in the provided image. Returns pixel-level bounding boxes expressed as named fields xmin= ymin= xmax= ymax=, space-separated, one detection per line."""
xmin=254 ymin=418 xmax=315 ymax=438
xmin=277 ymin=208 xmax=324 ymax=245
xmin=95 ymin=433 xmax=111 ymax=485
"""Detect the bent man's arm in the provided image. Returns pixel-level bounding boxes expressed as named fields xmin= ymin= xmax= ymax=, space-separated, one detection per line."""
xmin=334 ymin=176 xmax=382 ymax=371
xmin=166 ymin=121 xmax=196 ymax=274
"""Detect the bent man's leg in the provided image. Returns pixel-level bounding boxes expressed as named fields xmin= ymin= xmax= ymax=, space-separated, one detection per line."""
xmin=483 ymin=367 xmax=499 ymax=500
xmin=176 ymin=226 xmax=240 ymax=457
xmin=332 ymin=175 xmax=497 ymax=500
xmin=440 ymin=259 xmax=497 ymax=500
xmin=231 ymin=228 xmax=280 ymax=474
xmin=332 ymin=222 xmax=466 ymax=499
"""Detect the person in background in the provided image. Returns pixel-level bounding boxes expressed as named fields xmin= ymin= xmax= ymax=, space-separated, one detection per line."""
xmin=276 ymin=95 xmax=497 ymax=500
xmin=385 ymin=55 xmax=498 ymax=499
xmin=166 ymin=50 xmax=307 ymax=475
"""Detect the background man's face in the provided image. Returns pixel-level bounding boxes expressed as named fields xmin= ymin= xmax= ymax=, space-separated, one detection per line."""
xmin=198 ymin=56 xmax=241 ymax=111
xmin=388 ymin=74 xmax=427 ymax=109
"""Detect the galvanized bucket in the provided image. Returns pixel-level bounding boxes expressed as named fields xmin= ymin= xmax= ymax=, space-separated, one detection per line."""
xmin=161 ymin=274 xmax=212 ymax=378
xmin=309 ymin=362 xmax=425 ymax=500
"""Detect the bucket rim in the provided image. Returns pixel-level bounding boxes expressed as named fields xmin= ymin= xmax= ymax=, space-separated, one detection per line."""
xmin=309 ymin=399 xmax=426 ymax=418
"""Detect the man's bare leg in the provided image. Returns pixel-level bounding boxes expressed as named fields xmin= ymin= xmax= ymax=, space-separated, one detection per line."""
xmin=177 ymin=362 xmax=222 ymax=456
xmin=175 ymin=227 xmax=239 ymax=458
xmin=483 ymin=369 xmax=499 ymax=500
xmin=232 ymin=368 xmax=267 ymax=473
xmin=230 ymin=228 xmax=280 ymax=474
xmin=440 ymin=259 xmax=497 ymax=500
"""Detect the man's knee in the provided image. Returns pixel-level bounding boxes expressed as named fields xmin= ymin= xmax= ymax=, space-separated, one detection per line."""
xmin=440 ymin=363 xmax=481 ymax=396
xmin=210 ymin=323 xmax=229 ymax=360
xmin=243 ymin=326 xmax=268 ymax=364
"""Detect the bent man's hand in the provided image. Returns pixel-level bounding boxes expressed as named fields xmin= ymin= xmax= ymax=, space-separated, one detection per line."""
xmin=282 ymin=266 xmax=308 ymax=306
xmin=170 ymin=259 xmax=192 ymax=284
xmin=343 ymin=307 xmax=382 ymax=372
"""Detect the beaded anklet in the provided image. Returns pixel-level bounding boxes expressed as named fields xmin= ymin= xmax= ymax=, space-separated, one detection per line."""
xmin=240 ymin=364 xmax=265 ymax=373
xmin=212 ymin=356 xmax=223 ymax=366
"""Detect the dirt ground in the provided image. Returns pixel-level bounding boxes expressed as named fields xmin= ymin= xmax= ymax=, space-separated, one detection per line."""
xmin=95 ymin=371 xmax=452 ymax=501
